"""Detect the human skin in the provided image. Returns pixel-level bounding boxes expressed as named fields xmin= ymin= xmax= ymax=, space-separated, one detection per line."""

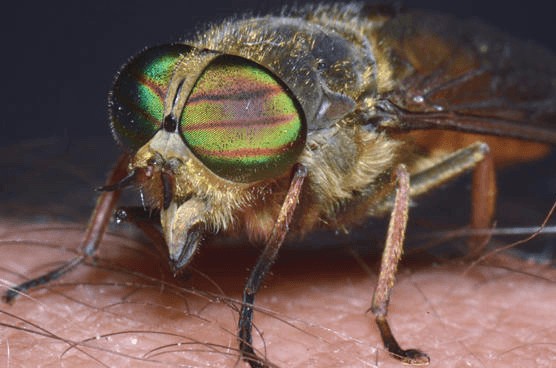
xmin=0 ymin=221 xmax=555 ymax=368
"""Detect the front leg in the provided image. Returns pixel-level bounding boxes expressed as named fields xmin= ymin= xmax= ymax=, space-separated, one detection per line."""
xmin=4 ymin=154 xmax=130 ymax=303
xmin=238 ymin=164 xmax=307 ymax=368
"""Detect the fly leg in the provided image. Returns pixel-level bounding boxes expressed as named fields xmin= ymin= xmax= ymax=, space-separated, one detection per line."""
xmin=469 ymin=149 xmax=496 ymax=257
xmin=238 ymin=164 xmax=307 ymax=368
xmin=371 ymin=164 xmax=430 ymax=364
xmin=407 ymin=142 xmax=496 ymax=256
xmin=3 ymin=154 xmax=130 ymax=303
xmin=370 ymin=142 xmax=493 ymax=364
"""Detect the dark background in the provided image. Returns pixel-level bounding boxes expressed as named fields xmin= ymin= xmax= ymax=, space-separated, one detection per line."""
xmin=1 ymin=0 xmax=555 ymax=257
xmin=2 ymin=0 xmax=555 ymax=144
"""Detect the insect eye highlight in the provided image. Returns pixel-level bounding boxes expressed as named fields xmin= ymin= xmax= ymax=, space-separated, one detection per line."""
xmin=180 ymin=56 xmax=306 ymax=183
xmin=109 ymin=44 xmax=191 ymax=151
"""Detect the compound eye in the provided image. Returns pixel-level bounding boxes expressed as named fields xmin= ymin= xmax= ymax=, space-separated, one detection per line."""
xmin=109 ymin=44 xmax=191 ymax=151
xmin=180 ymin=56 xmax=306 ymax=183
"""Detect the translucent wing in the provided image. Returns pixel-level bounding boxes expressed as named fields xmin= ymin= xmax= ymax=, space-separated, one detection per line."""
xmin=372 ymin=11 xmax=556 ymax=144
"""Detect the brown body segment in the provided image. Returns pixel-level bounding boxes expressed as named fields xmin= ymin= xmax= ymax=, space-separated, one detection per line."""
xmin=404 ymin=131 xmax=551 ymax=166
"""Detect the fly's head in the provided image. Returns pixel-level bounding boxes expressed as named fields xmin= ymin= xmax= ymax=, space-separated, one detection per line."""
xmin=108 ymin=44 xmax=306 ymax=273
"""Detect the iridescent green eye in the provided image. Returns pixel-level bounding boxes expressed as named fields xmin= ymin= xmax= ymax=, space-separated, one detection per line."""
xmin=109 ymin=44 xmax=191 ymax=151
xmin=180 ymin=56 xmax=306 ymax=183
